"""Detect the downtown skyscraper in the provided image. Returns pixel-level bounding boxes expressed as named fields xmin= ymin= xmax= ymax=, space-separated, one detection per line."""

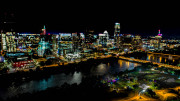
xmin=114 ymin=23 xmax=121 ymax=48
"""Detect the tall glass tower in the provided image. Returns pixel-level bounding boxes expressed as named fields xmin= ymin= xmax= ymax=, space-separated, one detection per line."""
xmin=114 ymin=23 xmax=120 ymax=37
xmin=114 ymin=23 xmax=121 ymax=48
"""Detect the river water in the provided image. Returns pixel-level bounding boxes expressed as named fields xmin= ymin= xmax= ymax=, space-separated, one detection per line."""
xmin=0 ymin=59 xmax=141 ymax=100
xmin=131 ymin=53 xmax=180 ymax=66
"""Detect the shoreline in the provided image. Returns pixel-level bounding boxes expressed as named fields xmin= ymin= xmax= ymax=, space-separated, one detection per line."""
xmin=0 ymin=56 xmax=118 ymax=87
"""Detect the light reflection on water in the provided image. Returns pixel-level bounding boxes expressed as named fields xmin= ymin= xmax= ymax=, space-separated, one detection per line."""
xmin=91 ymin=59 xmax=141 ymax=75
xmin=1 ymin=72 xmax=82 ymax=99
xmin=146 ymin=54 xmax=179 ymax=65
xmin=0 ymin=59 xmax=141 ymax=100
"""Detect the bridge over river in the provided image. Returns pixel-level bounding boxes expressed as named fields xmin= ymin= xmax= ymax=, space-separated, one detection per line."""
xmin=119 ymin=56 xmax=180 ymax=70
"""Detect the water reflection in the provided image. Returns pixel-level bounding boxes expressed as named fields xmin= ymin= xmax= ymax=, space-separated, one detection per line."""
xmin=118 ymin=60 xmax=141 ymax=71
xmin=1 ymin=59 xmax=141 ymax=100
xmin=165 ymin=58 xmax=167 ymax=63
xmin=91 ymin=60 xmax=141 ymax=75
xmin=145 ymin=54 xmax=179 ymax=65
xmin=159 ymin=57 xmax=162 ymax=63
xmin=91 ymin=64 xmax=109 ymax=75
xmin=70 ymin=72 xmax=82 ymax=84
xmin=1 ymin=72 xmax=82 ymax=99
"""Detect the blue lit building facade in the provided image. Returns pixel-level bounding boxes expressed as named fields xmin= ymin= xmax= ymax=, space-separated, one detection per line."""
xmin=59 ymin=33 xmax=73 ymax=57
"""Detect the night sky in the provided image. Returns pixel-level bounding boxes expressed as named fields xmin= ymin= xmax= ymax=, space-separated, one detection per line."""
xmin=1 ymin=2 xmax=180 ymax=39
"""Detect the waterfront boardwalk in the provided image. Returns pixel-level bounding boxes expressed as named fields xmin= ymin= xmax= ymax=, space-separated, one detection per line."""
xmin=119 ymin=56 xmax=180 ymax=70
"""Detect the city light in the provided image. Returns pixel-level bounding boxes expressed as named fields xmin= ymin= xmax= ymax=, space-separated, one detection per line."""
xmin=0 ymin=10 xmax=180 ymax=101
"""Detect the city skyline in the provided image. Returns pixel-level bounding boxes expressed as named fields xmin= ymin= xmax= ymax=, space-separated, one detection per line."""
xmin=1 ymin=5 xmax=180 ymax=101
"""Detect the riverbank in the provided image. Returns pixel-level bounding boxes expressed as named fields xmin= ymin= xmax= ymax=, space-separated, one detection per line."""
xmin=3 ymin=75 xmax=130 ymax=101
xmin=0 ymin=56 xmax=117 ymax=88
xmin=1 ymin=56 xmax=142 ymax=101
xmin=4 ymin=58 xmax=180 ymax=101
xmin=1 ymin=56 xmax=135 ymax=101
xmin=1 ymin=52 xmax=180 ymax=101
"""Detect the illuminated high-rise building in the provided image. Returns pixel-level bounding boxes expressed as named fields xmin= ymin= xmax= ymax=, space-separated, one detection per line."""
xmin=79 ymin=33 xmax=85 ymax=49
xmin=41 ymin=25 xmax=46 ymax=35
xmin=158 ymin=29 xmax=161 ymax=35
xmin=155 ymin=29 xmax=162 ymax=50
xmin=114 ymin=23 xmax=120 ymax=36
xmin=132 ymin=35 xmax=142 ymax=50
xmin=1 ymin=32 xmax=7 ymax=51
xmin=38 ymin=40 xmax=51 ymax=57
xmin=59 ymin=33 xmax=73 ymax=57
xmin=0 ymin=32 xmax=17 ymax=52
xmin=114 ymin=23 xmax=121 ymax=48
xmin=149 ymin=29 xmax=163 ymax=51
xmin=85 ymin=29 xmax=95 ymax=49
xmin=52 ymin=34 xmax=59 ymax=57
xmin=0 ymin=9 xmax=16 ymax=52
xmin=72 ymin=33 xmax=79 ymax=53
xmin=98 ymin=30 xmax=109 ymax=47
xmin=104 ymin=30 xmax=109 ymax=40
xmin=6 ymin=32 xmax=17 ymax=52
xmin=121 ymin=34 xmax=133 ymax=52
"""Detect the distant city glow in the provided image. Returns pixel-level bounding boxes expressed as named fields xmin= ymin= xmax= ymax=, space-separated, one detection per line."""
xmin=0 ymin=21 xmax=180 ymax=101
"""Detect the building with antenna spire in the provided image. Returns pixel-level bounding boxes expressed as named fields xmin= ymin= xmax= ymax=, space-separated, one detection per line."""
xmin=158 ymin=29 xmax=161 ymax=34
xmin=149 ymin=29 xmax=163 ymax=50
xmin=155 ymin=29 xmax=162 ymax=49
xmin=41 ymin=25 xmax=46 ymax=35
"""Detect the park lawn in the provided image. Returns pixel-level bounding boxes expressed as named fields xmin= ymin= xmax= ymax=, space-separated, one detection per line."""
xmin=175 ymin=79 xmax=180 ymax=83
xmin=112 ymin=80 xmax=138 ymax=90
